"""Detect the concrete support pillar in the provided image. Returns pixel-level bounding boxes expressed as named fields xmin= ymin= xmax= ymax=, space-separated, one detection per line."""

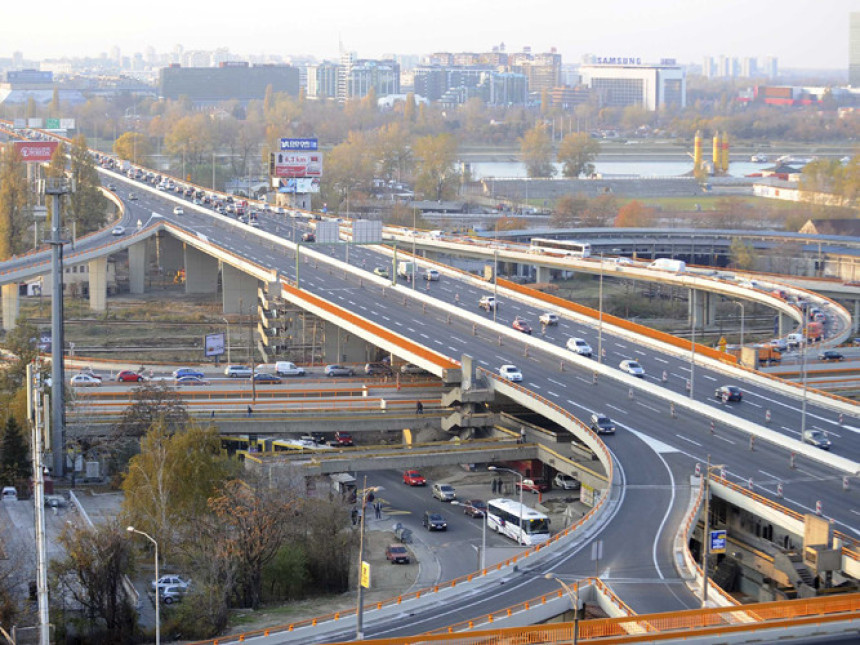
xmin=88 ymin=257 xmax=108 ymax=312
xmin=536 ymin=265 xmax=551 ymax=284
xmin=222 ymin=264 xmax=259 ymax=314
xmin=854 ymin=300 xmax=859 ymax=334
xmin=2 ymin=283 xmax=20 ymax=331
xmin=323 ymin=322 xmax=372 ymax=364
xmin=779 ymin=313 xmax=787 ymax=337
xmin=184 ymin=245 xmax=219 ymax=294
xmin=128 ymin=240 xmax=149 ymax=295
xmin=157 ymin=234 xmax=184 ymax=275
xmin=705 ymin=292 xmax=717 ymax=326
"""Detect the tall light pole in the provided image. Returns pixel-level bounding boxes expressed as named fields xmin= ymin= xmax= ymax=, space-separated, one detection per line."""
xmin=689 ymin=289 xmax=697 ymax=399
xmin=412 ymin=201 xmax=417 ymax=290
xmin=800 ymin=333 xmax=809 ymax=436
xmin=489 ymin=466 xmax=523 ymax=543
xmin=221 ymin=317 xmax=231 ymax=365
xmin=493 ymin=249 xmax=499 ymax=324
xmin=452 ymin=500 xmax=487 ymax=570
xmin=701 ymin=457 xmax=724 ymax=609
xmin=356 ymin=479 xmax=383 ymax=640
xmin=127 ymin=527 xmax=159 ymax=645
xmin=732 ymin=301 xmax=745 ymax=347
xmin=545 ymin=573 xmax=579 ymax=644
xmin=598 ymin=252 xmax=605 ymax=364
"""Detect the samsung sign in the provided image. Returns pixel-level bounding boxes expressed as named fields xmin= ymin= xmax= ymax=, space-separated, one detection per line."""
xmin=280 ymin=138 xmax=318 ymax=151
xmin=594 ymin=57 xmax=642 ymax=65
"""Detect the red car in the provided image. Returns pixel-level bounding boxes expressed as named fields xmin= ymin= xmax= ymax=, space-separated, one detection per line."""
xmin=334 ymin=431 xmax=354 ymax=446
xmin=403 ymin=470 xmax=426 ymax=486
xmin=512 ymin=317 xmax=533 ymax=335
xmin=117 ymin=370 xmax=145 ymax=382
xmin=516 ymin=478 xmax=549 ymax=494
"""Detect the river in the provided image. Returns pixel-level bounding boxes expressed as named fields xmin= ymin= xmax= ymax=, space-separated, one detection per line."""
xmin=468 ymin=160 xmax=772 ymax=180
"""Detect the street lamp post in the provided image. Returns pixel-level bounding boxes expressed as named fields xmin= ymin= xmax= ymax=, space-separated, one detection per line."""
xmin=127 ymin=527 xmax=159 ymax=645
xmin=493 ymin=250 xmax=499 ymax=324
xmin=356 ymin=479 xmax=383 ymax=640
xmin=732 ymin=301 xmax=745 ymax=347
xmin=701 ymin=456 xmax=724 ymax=609
xmin=800 ymin=334 xmax=809 ymax=436
xmin=598 ymin=252 xmax=604 ymax=364
xmin=689 ymin=290 xmax=697 ymax=399
xmin=452 ymin=501 xmax=487 ymax=570
xmin=222 ymin=317 xmax=231 ymax=365
xmin=545 ymin=573 xmax=579 ymax=644
xmin=488 ymin=466 xmax=523 ymax=543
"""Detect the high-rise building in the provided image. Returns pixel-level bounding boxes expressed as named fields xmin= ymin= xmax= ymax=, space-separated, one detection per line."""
xmin=851 ymin=12 xmax=860 ymax=87
xmin=159 ymin=63 xmax=299 ymax=105
xmin=336 ymin=52 xmax=400 ymax=101
xmin=762 ymin=56 xmax=778 ymax=78
xmin=741 ymin=57 xmax=758 ymax=78
xmin=307 ymin=62 xmax=339 ymax=99
xmin=580 ymin=59 xmax=685 ymax=111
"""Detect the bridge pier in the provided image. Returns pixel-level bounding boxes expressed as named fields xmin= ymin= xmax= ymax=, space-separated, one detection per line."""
xmin=536 ymin=265 xmax=551 ymax=284
xmin=854 ymin=300 xmax=859 ymax=334
xmin=128 ymin=240 xmax=149 ymax=295
xmin=323 ymin=322 xmax=372 ymax=364
xmin=222 ymin=264 xmax=259 ymax=314
xmin=88 ymin=257 xmax=108 ymax=312
xmin=156 ymin=233 xmax=184 ymax=277
xmin=1 ymin=283 xmax=19 ymax=331
xmin=184 ymin=245 xmax=219 ymax=294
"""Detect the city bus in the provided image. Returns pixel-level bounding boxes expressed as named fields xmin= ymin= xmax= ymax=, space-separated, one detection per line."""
xmin=529 ymin=238 xmax=592 ymax=259
xmin=271 ymin=438 xmax=333 ymax=453
xmin=486 ymin=498 xmax=551 ymax=545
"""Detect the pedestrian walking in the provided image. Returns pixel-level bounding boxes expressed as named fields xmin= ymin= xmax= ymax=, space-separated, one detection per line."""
xmin=351 ymin=507 xmax=358 ymax=526
xmin=247 ymin=405 xmax=253 ymax=417
xmin=374 ymin=500 xmax=382 ymax=519
xmin=416 ymin=401 xmax=424 ymax=415
xmin=491 ymin=478 xmax=498 ymax=494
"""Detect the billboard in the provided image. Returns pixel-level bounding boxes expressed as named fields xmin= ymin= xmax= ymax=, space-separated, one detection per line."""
xmin=272 ymin=152 xmax=323 ymax=178
xmin=277 ymin=177 xmax=320 ymax=193
xmin=60 ymin=118 xmax=76 ymax=130
xmin=27 ymin=118 xmax=44 ymax=129
xmin=280 ymin=138 xmax=318 ymax=151
xmin=12 ymin=119 xmax=25 ymax=129
xmin=14 ymin=141 xmax=58 ymax=163
xmin=204 ymin=332 xmax=226 ymax=357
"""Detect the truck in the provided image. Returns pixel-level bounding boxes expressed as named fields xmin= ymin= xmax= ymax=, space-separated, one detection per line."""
xmin=805 ymin=321 xmax=823 ymax=342
xmin=330 ymin=473 xmax=357 ymax=500
xmin=726 ymin=344 xmax=781 ymax=368
xmin=648 ymin=258 xmax=686 ymax=273
xmin=397 ymin=261 xmax=414 ymax=282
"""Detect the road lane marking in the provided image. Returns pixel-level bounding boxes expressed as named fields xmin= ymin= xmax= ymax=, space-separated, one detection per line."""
xmin=637 ymin=402 xmax=660 ymax=413
xmin=714 ymin=435 xmax=735 ymax=444
xmin=606 ymin=404 xmax=627 ymax=414
xmin=548 ymin=391 xmax=560 ymax=398
xmin=547 ymin=378 xmax=567 ymax=387
xmin=675 ymin=434 xmax=702 ymax=447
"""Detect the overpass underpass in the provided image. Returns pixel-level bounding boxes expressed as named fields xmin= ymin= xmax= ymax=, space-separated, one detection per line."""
xmin=3 ymin=140 xmax=858 ymax=642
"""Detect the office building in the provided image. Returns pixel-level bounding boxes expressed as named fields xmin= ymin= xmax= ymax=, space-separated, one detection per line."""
xmin=851 ymin=12 xmax=860 ymax=87
xmin=158 ymin=62 xmax=299 ymax=105
xmin=580 ymin=59 xmax=685 ymax=110
xmin=337 ymin=52 xmax=400 ymax=101
xmin=307 ymin=62 xmax=339 ymax=99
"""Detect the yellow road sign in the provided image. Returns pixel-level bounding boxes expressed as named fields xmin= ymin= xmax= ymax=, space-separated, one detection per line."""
xmin=360 ymin=561 xmax=371 ymax=589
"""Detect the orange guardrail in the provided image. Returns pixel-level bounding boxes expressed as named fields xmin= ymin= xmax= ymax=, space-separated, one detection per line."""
xmin=278 ymin=279 xmax=460 ymax=372
xmin=496 ymin=277 xmax=734 ymax=364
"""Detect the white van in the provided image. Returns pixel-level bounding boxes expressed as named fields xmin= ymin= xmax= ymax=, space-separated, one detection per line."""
xmin=275 ymin=361 xmax=305 ymax=377
xmin=785 ymin=333 xmax=804 ymax=349
xmin=2 ymin=487 xmax=18 ymax=501
xmin=648 ymin=258 xmax=686 ymax=273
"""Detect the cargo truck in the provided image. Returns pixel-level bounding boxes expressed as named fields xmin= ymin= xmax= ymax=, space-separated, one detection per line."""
xmin=397 ymin=261 xmax=414 ymax=281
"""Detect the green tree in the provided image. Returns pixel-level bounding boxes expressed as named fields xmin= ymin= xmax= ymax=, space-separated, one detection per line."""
xmin=0 ymin=143 xmax=31 ymax=258
xmin=519 ymin=124 xmax=555 ymax=178
xmin=208 ymin=477 xmax=297 ymax=609
xmin=0 ymin=416 xmax=30 ymax=487
xmin=614 ymin=200 xmax=656 ymax=227
xmin=557 ymin=132 xmax=600 ymax=178
xmin=729 ymin=237 xmax=756 ymax=270
xmin=121 ymin=422 xmax=235 ymax=558
xmin=113 ymin=132 xmax=152 ymax=164
xmin=550 ymin=194 xmax=588 ymax=227
xmin=51 ymin=520 xmax=138 ymax=643
xmin=67 ymin=134 xmax=110 ymax=235
xmin=413 ymin=133 xmax=459 ymax=201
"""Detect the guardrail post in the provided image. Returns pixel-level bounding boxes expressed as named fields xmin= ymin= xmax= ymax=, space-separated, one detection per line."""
xmin=815 ymin=500 xmax=822 ymax=515
xmin=662 ymin=370 xmax=668 ymax=383
xmin=591 ymin=371 xmax=597 ymax=385
xmin=695 ymin=462 xmax=701 ymax=477
xmin=790 ymin=452 xmax=796 ymax=469
xmin=472 ymin=323 xmax=477 ymax=336
xmin=765 ymin=409 xmax=772 ymax=423
xmin=838 ymin=413 xmax=843 ymax=425
xmin=747 ymin=477 xmax=753 ymax=490
xmin=777 ymin=482 xmax=783 ymax=497
xmin=560 ymin=360 xmax=565 ymax=372
xmin=670 ymin=402 xmax=676 ymax=418
xmin=749 ymin=436 xmax=755 ymax=451
xmin=843 ymin=476 xmax=850 ymax=491
xmin=497 ymin=335 xmax=502 ymax=346
xmin=628 ymin=388 xmax=633 ymax=400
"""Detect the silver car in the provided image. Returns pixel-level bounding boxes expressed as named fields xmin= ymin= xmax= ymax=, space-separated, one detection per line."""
xmin=325 ymin=364 xmax=354 ymax=377
xmin=431 ymin=483 xmax=456 ymax=502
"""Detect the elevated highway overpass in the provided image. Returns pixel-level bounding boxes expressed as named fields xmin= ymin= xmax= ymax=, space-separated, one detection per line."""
xmin=1 ymin=130 xmax=857 ymax=640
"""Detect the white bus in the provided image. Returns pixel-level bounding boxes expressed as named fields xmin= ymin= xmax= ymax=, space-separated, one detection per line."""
xmin=486 ymin=498 xmax=551 ymax=545
xmin=529 ymin=238 xmax=592 ymax=259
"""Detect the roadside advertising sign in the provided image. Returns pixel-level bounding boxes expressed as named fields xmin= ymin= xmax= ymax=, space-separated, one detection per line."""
xmin=709 ymin=529 xmax=727 ymax=554
xmin=204 ymin=332 xmax=225 ymax=357
xmin=14 ymin=141 xmax=58 ymax=163
xmin=280 ymin=138 xmax=318 ymax=151
xmin=277 ymin=177 xmax=321 ymax=193
xmin=271 ymin=152 xmax=323 ymax=178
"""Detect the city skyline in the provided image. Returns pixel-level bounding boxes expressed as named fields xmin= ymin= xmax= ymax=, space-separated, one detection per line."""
xmin=1 ymin=0 xmax=854 ymax=71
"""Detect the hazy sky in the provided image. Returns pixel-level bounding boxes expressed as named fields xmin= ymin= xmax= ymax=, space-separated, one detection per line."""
xmin=2 ymin=0 xmax=854 ymax=70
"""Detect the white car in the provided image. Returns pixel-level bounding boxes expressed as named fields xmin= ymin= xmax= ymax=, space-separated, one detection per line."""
xmin=479 ymin=296 xmax=497 ymax=311
xmin=111 ymin=226 xmax=125 ymax=236
xmin=70 ymin=374 xmax=101 ymax=387
xmin=619 ymin=359 xmax=645 ymax=378
xmin=499 ymin=364 xmax=522 ymax=382
xmin=553 ymin=473 xmax=581 ymax=490
xmin=539 ymin=313 xmax=559 ymax=326
xmin=424 ymin=269 xmax=440 ymax=281
xmin=152 ymin=575 xmax=190 ymax=592
xmin=173 ymin=206 xmax=184 ymax=216
xmin=566 ymin=337 xmax=593 ymax=357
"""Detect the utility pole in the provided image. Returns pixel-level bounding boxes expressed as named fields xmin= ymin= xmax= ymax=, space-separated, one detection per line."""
xmin=28 ymin=362 xmax=50 ymax=645
xmin=44 ymin=176 xmax=73 ymax=478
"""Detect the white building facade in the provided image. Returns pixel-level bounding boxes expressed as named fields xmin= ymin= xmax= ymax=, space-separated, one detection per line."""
xmin=579 ymin=59 xmax=686 ymax=111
